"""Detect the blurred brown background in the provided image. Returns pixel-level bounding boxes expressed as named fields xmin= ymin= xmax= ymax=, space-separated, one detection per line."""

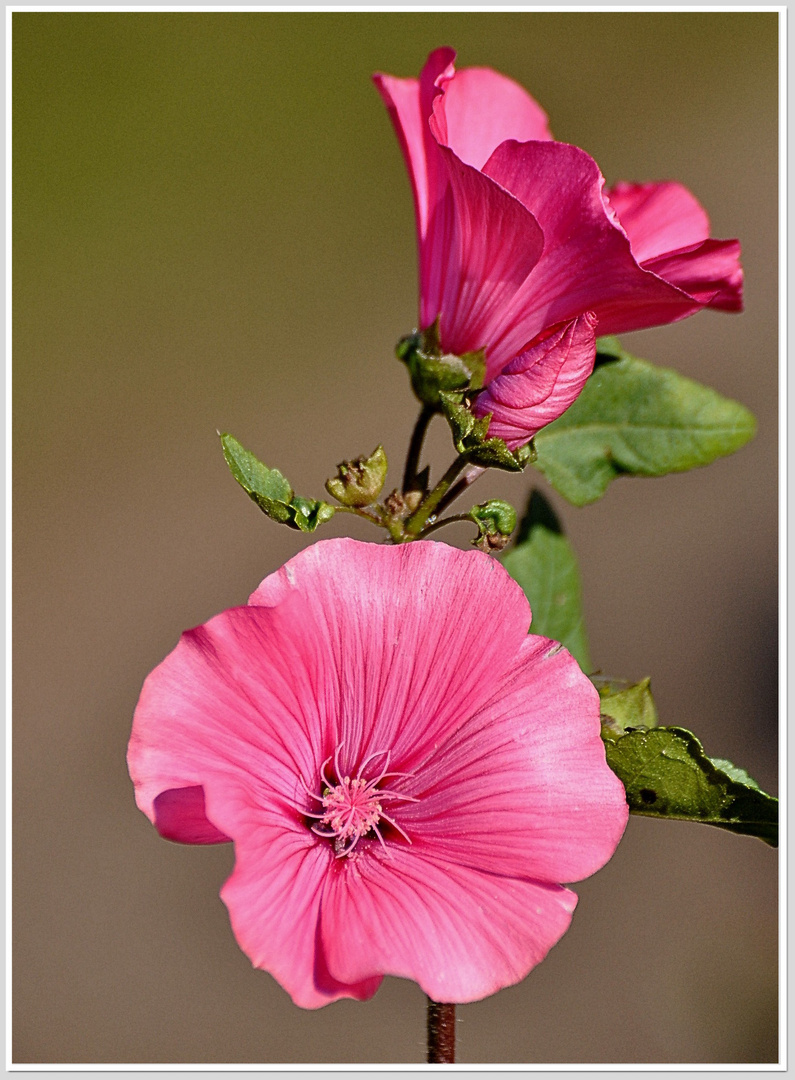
xmin=13 ymin=10 xmax=779 ymax=1065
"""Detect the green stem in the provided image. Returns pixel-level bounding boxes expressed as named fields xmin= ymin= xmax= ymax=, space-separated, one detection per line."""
xmin=333 ymin=504 xmax=403 ymax=541
xmin=417 ymin=513 xmax=474 ymax=539
xmin=427 ymin=999 xmax=456 ymax=1063
xmin=403 ymin=404 xmax=435 ymax=494
xmin=404 ymin=454 xmax=469 ymax=537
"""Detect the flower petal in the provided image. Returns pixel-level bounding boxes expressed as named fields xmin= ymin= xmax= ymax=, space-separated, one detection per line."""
xmin=472 ymin=313 xmax=597 ymax=448
xmin=249 ymin=539 xmax=534 ymax=775
xmin=643 ymin=238 xmax=744 ymax=311
xmin=375 ymin=51 xmax=543 ymax=351
xmin=426 ymin=146 xmax=544 ymax=358
xmin=398 ymin=634 xmax=628 ymax=884
xmin=605 ymin=180 xmax=711 ymax=264
xmin=128 ymin=603 xmax=333 ymax=835
xmin=372 ymin=48 xmax=456 ymax=246
xmin=482 ymin=140 xmax=710 ymax=357
xmin=152 ymin=785 xmax=231 ymax=844
xmin=605 ymin=182 xmax=743 ymax=311
xmin=218 ymin=799 xmax=382 ymax=1008
xmin=321 ymin=845 xmax=577 ymax=1004
xmin=430 ymin=62 xmax=552 ymax=170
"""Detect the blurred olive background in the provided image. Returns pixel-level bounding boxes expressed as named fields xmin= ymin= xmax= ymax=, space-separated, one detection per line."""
xmin=13 ymin=10 xmax=779 ymax=1066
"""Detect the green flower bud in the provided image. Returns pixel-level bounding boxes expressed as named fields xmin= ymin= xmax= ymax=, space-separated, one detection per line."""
xmin=469 ymin=499 xmax=518 ymax=552
xmin=325 ymin=445 xmax=388 ymax=507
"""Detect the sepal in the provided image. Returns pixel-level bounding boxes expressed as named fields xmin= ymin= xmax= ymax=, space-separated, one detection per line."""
xmin=396 ymin=320 xmax=486 ymax=408
xmin=439 ymin=391 xmax=536 ymax=471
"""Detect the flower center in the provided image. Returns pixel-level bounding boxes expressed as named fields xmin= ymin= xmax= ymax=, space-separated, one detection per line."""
xmin=319 ymin=776 xmax=384 ymax=847
xmin=304 ymin=746 xmax=416 ymax=858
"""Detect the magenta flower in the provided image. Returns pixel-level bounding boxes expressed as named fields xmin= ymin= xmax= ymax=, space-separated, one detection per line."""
xmin=374 ymin=48 xmax=743 ymax=447
xmin=128 ymin=539 xmax=628 ymax=1008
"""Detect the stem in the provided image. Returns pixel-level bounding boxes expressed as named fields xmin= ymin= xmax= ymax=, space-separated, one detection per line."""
xmin=403 ymin=404 xmax=435 ymax=493
xmin=333 ymin=505 xmax=388 ymax=528
xmin=404 ymin=454 xmax=469 ymax=537
xmin=417 ymin=513 xmax=474 ymax=539
xmin=433 ymin=464 xmax=486 ymax=517
xmin=427 ymin=998 xmax=456 ymax=1063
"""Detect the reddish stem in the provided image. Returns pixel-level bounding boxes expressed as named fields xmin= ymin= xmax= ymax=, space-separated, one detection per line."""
xmin=427 ymin=998 xmax=456 ymax=1063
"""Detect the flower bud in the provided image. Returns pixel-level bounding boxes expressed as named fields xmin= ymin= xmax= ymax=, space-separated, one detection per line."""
xmin=325 ymin=446 xmax=388 ymax=507
xmin=469 ymin=499 xmax=518 ymax=553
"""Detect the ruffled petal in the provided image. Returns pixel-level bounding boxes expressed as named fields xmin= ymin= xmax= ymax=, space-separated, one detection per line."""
xmin=643 ymin=237 xmax=744 ymax=311
xmin=375 ymin=51 xmax=543 ymax=349
xmin=372 ymin=48 xmax=455 ymax=246
xmin=605 ymin=180 xmax=710 ymax=264
xmin=321 ymin=845 xmax=576 ymax=1004
xmin=473 ymin=313 xmax=597 ymax=448
xmin=249 ymin=539 xmax=534 ymax=776
xmin=482 ymin=140 xmax=710 ymax=357
xmin=430 ymin=62 xmax=552 ymax=170
xmin=219 ymin=800 xmax=382 ymax=1008
xmin=605 ymin=182 xmax=743 ymax=311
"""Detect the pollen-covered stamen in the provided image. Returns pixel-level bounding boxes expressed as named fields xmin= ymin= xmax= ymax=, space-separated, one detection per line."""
xmin=308 ymin=745 xmax=417 ymax=857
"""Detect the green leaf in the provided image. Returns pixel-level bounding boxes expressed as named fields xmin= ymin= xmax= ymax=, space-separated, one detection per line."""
xmin=604 ymin=726 xmax=777 ymax=846
xmin=221 ymin=433 xmax=293 ymax=521
xmin=220 ymin=433 xmax=335 ymax=532
xmin=709 ymin=758 xmax=761 ymax=790
xmin=533 ymin=339 xmax=757 ymax=505
xmin=595 ymin=676 xmax=659 ymax=737
xmin=500 ymin=490 xmax=590 ymax=671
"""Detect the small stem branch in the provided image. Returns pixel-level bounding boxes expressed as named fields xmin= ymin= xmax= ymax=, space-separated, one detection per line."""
xmin=417 ymin=513 xmax=474 ymax=539
xmin=427 ymin=998 xmax=456 ymax=1064
xmin=333 ymin=505 xmax=405 ymax=542
xmin=434 ymin=464 xmax=486 ymax=517
xmin=333 ymin=505 xmax=387 ymax=527
xmin=404 ymin=454 xmax=469 ymax=537
xmin=403 ymin=404 xmax=435 ymax=494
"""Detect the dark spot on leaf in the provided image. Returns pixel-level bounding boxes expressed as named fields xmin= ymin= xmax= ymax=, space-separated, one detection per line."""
xmin=639 ymin=788 xmax=657 ymax=804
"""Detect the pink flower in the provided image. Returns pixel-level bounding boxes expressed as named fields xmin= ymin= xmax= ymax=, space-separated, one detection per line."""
xmin=374 ymin=49 xmax=742 ymax=447
xmin=128 ymin=539 xmax=628 ymax=1008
